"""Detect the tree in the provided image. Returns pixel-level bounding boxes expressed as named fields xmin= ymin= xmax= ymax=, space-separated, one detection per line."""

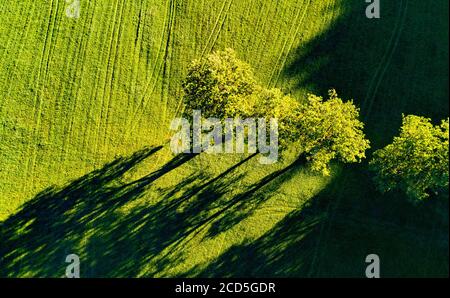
xmin=228 ymin=86 xmax=302 ymax=149
xmin=182 ymin=48 xmax=257 ymax=119
xmin=296 ymin=89 xmax=371 ymax=176
xmin=370 ymin=115 xmax=449 ymax=201
xmin=181 ymin=50 xmax=370 ymax=175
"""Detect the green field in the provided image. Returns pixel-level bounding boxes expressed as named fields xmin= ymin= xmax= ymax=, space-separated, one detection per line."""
xmin=0 ymin=0 xmax=448 ymax=277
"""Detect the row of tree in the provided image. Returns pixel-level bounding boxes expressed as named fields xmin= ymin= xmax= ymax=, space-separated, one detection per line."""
xmin=182 ymin=49 xmax=449 ymax=202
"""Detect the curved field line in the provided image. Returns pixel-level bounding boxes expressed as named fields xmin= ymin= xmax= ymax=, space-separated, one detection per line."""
xmin=101 ymin=0 xmax=129 ymax=158
xmin=253 ymin=1 xmax=278 ymax=71
xmin=130 ymin=0 xmax=172 ymax=118
xmin=171 ymin=0 xmax=233 ymax=128
xmin=160 ymin=0 xmax=177 ymax=138
xmin=60 ymin=0 xmax=96 ymax=163
xmin=309 ymin=2 xmax=410 ymax=274
xmin=28 ymin=0 xmax=62 ymax=185
xmin=99 ymin=0 xmax=125 ymax=153
xmin=80 ymin=65 xmax=103 ymax=163
xmin=244 ymin=0 xmax=267 ymax=52
xmin=60 ymin=1 xmax=100 ymax=162
xmin=126 ymin=1 xmax=146 ymax=125
xmin=319 ymin=0 xmax=337 ymax=39
xmin=272 ymin=0 xmax=312 ymax=88
xmin=85 ymin=1 xmax=134 ymax=162
xmin=362 ymin=0 xmax=404 ymax=110
xmin=172 ymin=0 xmax=233 ymax=131
xmin=125 ymin=0 xmax=178 ymax=139
xmin=200 ymin=0 xmax=230 ymax=58
xmin=23 ymin=0 xmax=58 ymax=192
xmin=123 ymin=0 xmax=173 ymax=140
xmin=362 ymin=0 xmax=408 ymax=117
xmin=0 ymin=1 xmax=37 ymax=118
xmin=39 ymin=1 xmax=72 ymax=172
xmin=133 ymin=0 xmax=233 ymax=141
xmin=90 ymin=0 xmax=122 ymax=163
xmin=364 ymin=0 xmax=409 ymax=119
xmin=0 ymin=1 xmax=28 ymax=65
xmin=268 ymin=0 xmax=311 ymax=87
xmin=204 ymin=0 xmax=233 ymax=57
xmin=58 ymin=11 xmax=89 ymax=160
xmin=267 ymin=3 xmax=304 ymax=86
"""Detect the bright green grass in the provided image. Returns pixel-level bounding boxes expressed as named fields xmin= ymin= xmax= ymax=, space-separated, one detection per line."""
xmin=0 ymin=0 xmax=339 ymax=219
xmin=0 ymin=0 xmax=448 ymax=277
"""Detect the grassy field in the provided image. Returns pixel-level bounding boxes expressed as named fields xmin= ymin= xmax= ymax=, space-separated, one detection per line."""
xmin=0 ymin=0 xmax=448 ymax=277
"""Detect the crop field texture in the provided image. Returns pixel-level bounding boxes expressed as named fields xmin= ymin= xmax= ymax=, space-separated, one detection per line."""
xmin=0 ymin=0 xmax=448 ymax=277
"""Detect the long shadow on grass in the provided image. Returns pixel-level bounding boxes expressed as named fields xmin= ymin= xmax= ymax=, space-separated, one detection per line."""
xmin=186 ymin=167 xmax=448 ymax=277
xmin=226 ymin=0 xmax=450 ymax=277
xmin=283 ymin=0 xmax=449 ymax=148
xmin=0 ymin=146 xmax=200 ymax=277
xmin=0 ymin=146 xmax=306 ymax=277
xmin=82 ymin=154 xmax=306 ymax=277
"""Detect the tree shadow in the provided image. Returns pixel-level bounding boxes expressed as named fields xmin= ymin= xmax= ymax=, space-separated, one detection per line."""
xmin=1 ymin=0 xmax=448 ymax=278
xmin=207 ymin=0 xmax=450 ymax=277
xmin=186 ymin=167 xmax=449 ymax=277
xmin=283 ymin=0 xmax=449 ymax=147
xmin=205 ymin=156 xmax=307 ymax=239
xmin=0 ymin=146 xmax=307 ymax=277
xmin=0 ymin=146 xmax=201 ymax=277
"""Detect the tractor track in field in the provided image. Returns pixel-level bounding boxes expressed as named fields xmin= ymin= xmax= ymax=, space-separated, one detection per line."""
xmin=91 ymin=0 xmax=125 ymax=164
xmin=141 ymin=0 xmax=178 ymax=139
xmin=159 ymin=0 xmax=177 ymax=139
xmin=267 ymin=1 xmax=305 ymax=87
xmin=362 ymin=0 xmax=409 ymax=119
xmin=89 ymin=1 xmax=120 ymax=164
xmin=132 ymin=0 xmax=233 ymax=142
xmin=0 ymin=1 xmax=37 ymax=118
xmin=42 ymin=0 xmax=81 ymax=170
xmin=203 ymin=0 xmax=233 ymax=58
xmin=98 ymin=0 xmax=125 ymax=158
xmin=200 ymin=0 xmax=233 ymax=59
xmin=274 ymin=0 xmax=336 ymax=88
xmin=59 ymin=0 xmax=96 ymax=164
xmin=125 ymin=0 xmax=177 ymax=141
xmin=30 ymin=0 xmax=64 ymax=184
xmin=101 ymin=0 xmax=129 ymax=159
xmin=269 ymin=0 xmax=311 ymax=88
xmin=126 ymin=1 xmax=146 ymax=128
xmin=172 ymin=0 xmax=233 ymax=128
xmin=24 ymin=0 xmax=59 ymax=192
xmin=80 ymin=3 xmax=120 ymax=165
xmin=244 ymin=0 xmax=267 ymax=53
xmin=253 ymin=1 xmax=278 ymax=71
xmin=124 ymin=0 xmax=173 ymax=136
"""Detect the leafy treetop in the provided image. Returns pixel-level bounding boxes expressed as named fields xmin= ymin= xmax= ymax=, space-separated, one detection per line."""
xmin=370 ymin=115 xmax=449 ymax=201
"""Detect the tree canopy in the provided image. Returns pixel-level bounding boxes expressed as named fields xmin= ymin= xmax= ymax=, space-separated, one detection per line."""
xmin=296 ymin=89 xmax=370 ymax=176
xmin=229 ymin=87 xmax=302 ymax=149
xmin=182 ymin=48 xmax=257 ymax=119
xmin=370 ymin=115 xmax=449 ymax=201
xmin=182 ymin=50 xmax=371 ymax=176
